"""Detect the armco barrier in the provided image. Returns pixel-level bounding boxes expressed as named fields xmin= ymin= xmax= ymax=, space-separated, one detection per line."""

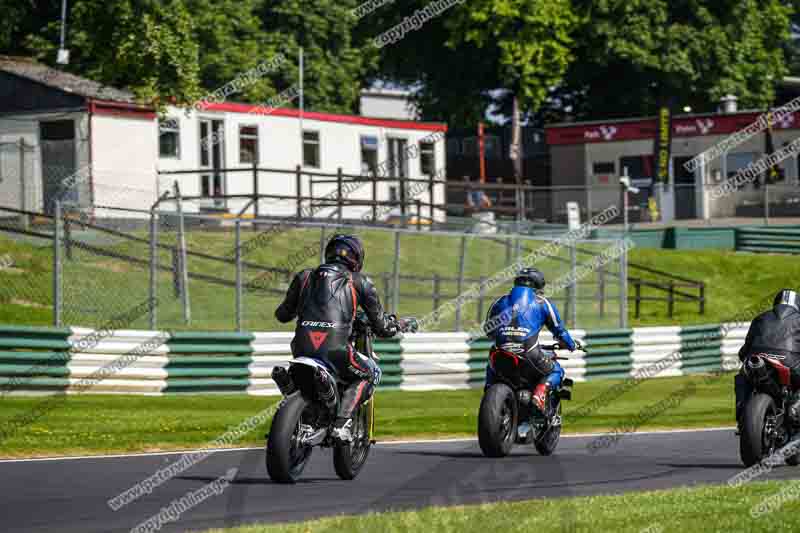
xmin=0 ymin=325 xmax=72 ymax=393
xmin=582 ymin=329 xmax=633 ymax=380
xmin=679 ymin=324 xmax=723 ymax=373
xmin=68 ymin=328 xmax=168 ymax=394
xmin=0 ymin=324 xmax=747 ymax=394
xmin=165 ymin=332 xmax=254 ymax=393
xmin=736 ymin=227 xmax=800 ymax=254
xmin=630 ymin=326 xmax=683 ymax=378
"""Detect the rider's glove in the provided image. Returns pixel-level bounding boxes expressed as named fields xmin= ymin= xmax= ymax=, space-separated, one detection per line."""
xmin=398 ymin=317 xmax=419 ymax=333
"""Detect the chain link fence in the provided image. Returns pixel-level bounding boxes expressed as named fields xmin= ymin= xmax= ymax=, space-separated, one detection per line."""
xmin=1 ymin=172 xmax=628 ymax=332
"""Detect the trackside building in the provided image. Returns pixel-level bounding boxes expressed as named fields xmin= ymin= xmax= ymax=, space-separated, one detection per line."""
xmin=545 ymin=104 xmax=800 ymax=222
xmin=0 ymin=56 xmax=448 ymax=220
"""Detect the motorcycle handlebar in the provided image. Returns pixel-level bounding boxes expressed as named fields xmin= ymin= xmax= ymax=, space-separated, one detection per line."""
xmin=540 ymin=340 xmax=583 ymax=352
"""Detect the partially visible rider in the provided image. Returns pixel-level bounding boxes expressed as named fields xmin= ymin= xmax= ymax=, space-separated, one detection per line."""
xmin=275 ymin=234 xmax=401 ymax=442
xmin=736 ymin=289 xmax=800 ymax=430
xmin=484 ymin=268 xmax=581 ymax=413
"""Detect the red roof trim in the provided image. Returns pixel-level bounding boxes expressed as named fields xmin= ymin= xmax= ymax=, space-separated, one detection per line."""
xmin=88 ymin=99 xmax=157 ymax=120
xmin=200 ymin=101 xmax=447 ymax=132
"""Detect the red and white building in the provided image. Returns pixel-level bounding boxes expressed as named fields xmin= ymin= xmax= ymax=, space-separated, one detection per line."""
xmin=0 ymin=56 xmax=447 ymax=220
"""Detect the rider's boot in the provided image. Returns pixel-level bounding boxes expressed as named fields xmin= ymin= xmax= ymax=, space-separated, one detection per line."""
xmin=788 ymin=391 xmax=800 ymax=427
xmin=331 ymin=417 xmax=354 ymax=443
xmin=533 ymin=383 xmax=550 ymax=414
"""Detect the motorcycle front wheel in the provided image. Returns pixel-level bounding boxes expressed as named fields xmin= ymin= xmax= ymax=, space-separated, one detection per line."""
xmin=333 ymin=398 xmax=373 ymax=480
xmin=478 ymin=383 xmax=518 ymax=458
xmin=266 ymin=393 xmax=314 ymax=483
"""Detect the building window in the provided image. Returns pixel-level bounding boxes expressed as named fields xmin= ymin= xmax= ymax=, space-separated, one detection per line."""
xmin=592 ymin=162 xmax=615 ymax=174
xmin=303 ymin=130 xmax=320 ymax=168
xmin=420 ymin=141 xmax=436 ymax=176
xmin=159 ymin=118 xmax=180 ymax=158
xmin=361 ymin=135 xmax=379 ymax=176
xmin=619 ymin=155 xmax=655 ymax=182
xmin=239 ymin=125 xmax=259 ymax=164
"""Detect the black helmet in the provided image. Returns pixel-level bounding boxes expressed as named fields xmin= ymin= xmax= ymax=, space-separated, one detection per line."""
xmin=324 ymin=234 xmax=365 ymax=272
xmin=774 ymin=289 xmax=799 ymax=311
xmin=514 ymin=267 xmax=545 ymax=290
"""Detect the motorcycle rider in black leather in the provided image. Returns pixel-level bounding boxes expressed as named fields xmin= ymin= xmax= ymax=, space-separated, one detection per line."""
xmin=275 ymin=234 xmax=400 ymax=442
xmin=736 ymin=289 xmax=800 ymax=429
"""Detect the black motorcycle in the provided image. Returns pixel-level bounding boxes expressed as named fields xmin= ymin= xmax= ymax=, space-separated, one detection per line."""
xmin=266 ymin=313 xmax=415 ymax=483
xmin=478 ymin=343 xmax=573 ymax=458
xmin=739 ymin=352 xmax=800 ymax=467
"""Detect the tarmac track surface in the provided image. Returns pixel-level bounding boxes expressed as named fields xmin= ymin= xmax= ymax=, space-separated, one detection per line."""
xmin=2 ymin=428 xmax=799 ymax=533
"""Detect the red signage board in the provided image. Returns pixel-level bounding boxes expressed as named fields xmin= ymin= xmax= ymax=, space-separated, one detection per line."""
xmin=546 ymin=110 xmax=800 ymax=146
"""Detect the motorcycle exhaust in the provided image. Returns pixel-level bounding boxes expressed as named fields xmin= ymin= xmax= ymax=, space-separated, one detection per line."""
xmin=271 ymin=366 xmax=296 ymax=396
xmin=746 ymin=356 xmax=768 ymax=382
xmin=314 ymin=367 xmax=338 ymax=410
xmin=746 ymin=356 xmax=781 ymax=396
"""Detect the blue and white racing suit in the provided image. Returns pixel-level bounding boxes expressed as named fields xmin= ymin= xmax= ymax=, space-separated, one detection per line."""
xmin=484 ymin=286 xmax=576 ymax=389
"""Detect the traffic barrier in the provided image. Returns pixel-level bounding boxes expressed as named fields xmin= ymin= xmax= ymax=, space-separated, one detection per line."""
xmin=0 ymin=324 xmax=72 ymax=394
xmin=582 ymin=329 xmax=633 ymax=379
xmin=165 ymin=332 xmax=254 ymax=393
xmin=736 ymin=227 xmax=800 ymax=254
xmin=0 ymin=323 xmax=748 ymax=394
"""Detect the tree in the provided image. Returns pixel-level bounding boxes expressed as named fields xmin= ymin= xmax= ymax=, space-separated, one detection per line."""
xmin=370 ymin=0 xmax=579 ymax=128
xmin=183 ymin=0 xmax=282 ymax=105
xmin=257 ymin=0 xmax=379 ymax=114
xmin=554 ymin=0 xmax=793 ymax=120
xmin=22 ymin=0 xmax=203 ymax=109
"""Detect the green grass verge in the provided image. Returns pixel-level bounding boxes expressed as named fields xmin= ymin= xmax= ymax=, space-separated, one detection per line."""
xmin=627 ymin=247 xmax=800 ymax=327
xmin=199 ymin=480 xmax=800 ymax=533
xmin=0 ymin=375 xmax=734 ymax=458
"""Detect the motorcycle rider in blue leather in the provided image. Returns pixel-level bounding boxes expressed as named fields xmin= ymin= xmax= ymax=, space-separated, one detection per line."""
xmin=484 ymin=268 xmax=581 ymax=415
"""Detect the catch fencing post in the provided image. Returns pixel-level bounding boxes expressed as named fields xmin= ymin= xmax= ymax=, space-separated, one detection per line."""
xmin=570 ymin=242 xmax=578 ymax=328
xmin=252 ymin=162 xmax=259 ymax=221
xmin=392 ymin=230 xmax=401 ymax=315
xmin=764 ymin=183 xmax=770 ymax=226
xmin=432 ymin=274 xmax=441 ymax=312
xmin=428 ymin=172 xmax=435 ymax=221
xmin=19 ymin=138 xmax=28 ymax=230
xmin=295 ymin=165 xmax=302 ymax=221
xmin=456 ymin=235 xmax=467 ymax=330
xmin=372 ymin=175 xmax=378 ymax=222
xmin=149 ymin=210 xmax=158 ymax=329
xmin=235 ymin=220 xmax=243 ymax=332
xmin=337 ymin=167 xmax=343 ymax=223
xmin=174 ymin=181 xmax=191 ymax=325
xmin=598 ymin=262 xmax=606 ymax=318
xmin=477 ymin=275 xmax=487 ymax=324
xmin=319 ymin=225 xmax=327 ymax=263
xmin=619 ymin=239 xmax=628 ymax=328
xmin=53 ymin=200 xmax=62 ymax=327
xmin=586 ymin=185 xmax=593 ymax=221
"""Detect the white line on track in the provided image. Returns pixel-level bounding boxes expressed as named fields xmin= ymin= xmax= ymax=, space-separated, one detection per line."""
xmin=0 ymin=427 xmax=735 ymax=464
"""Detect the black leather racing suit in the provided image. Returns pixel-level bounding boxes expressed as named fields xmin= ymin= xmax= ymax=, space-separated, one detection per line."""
xmin=736 ymin=303 xmax=800 ymax=421
xmin=275 ymin=262 xmax=398 ymax=419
